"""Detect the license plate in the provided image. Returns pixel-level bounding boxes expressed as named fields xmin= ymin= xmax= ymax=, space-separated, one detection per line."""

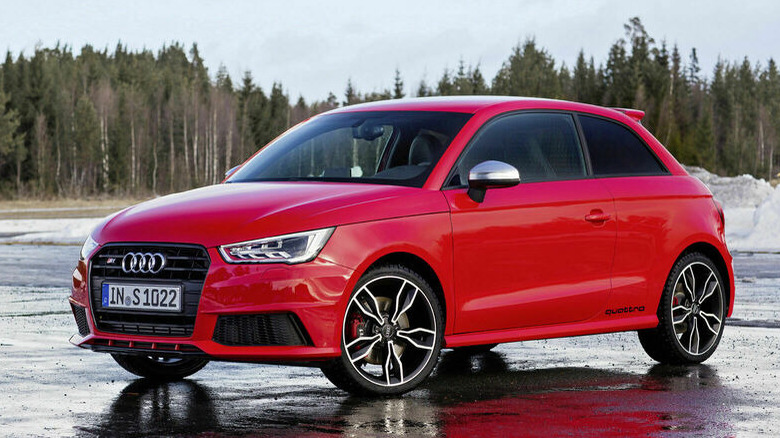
xmin=101 ymin=283 xmax=182 ymax=312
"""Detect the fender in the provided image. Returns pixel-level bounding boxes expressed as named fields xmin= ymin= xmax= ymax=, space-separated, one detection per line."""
xmin=317 ymin=211 xmax=456 ymax=334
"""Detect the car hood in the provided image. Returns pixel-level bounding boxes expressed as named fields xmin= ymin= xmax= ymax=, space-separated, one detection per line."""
xmin=93 ymin=182 xmax=449 ymax=247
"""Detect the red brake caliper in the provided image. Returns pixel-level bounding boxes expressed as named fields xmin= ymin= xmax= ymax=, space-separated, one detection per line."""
xmin=348 ymin=312 xmax=364 ymax=340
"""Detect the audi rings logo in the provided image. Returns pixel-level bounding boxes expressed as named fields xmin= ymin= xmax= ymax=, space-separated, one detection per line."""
xmin=122 ymin=252 xmax=166 ymax=274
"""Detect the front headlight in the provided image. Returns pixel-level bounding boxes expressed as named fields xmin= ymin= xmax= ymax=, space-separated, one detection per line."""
xmin=80 ymin=235 xmax=100 ymax=261
xmin=219 ymin=227 xmax=335 ymax=264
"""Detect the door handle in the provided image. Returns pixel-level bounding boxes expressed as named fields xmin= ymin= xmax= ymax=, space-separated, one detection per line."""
xmin=585 ymin=211 xmax=611 ymax=223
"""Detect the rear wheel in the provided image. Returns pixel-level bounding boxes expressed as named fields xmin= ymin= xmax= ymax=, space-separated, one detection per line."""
xmin=111 ymin=354 xmax=209 ymax=380
xmin=638 ymin=252 xmax=726 ymax=364
xmin=321 ymin=265 xmax=444 ymax=395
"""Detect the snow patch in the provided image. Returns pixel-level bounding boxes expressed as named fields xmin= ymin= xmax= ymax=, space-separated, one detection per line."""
xmin=685 ymin=166 xmax=774 ymax=209
xmin=727 ymin=187 xmax=780 ymax=252
xmin=0 ymin=218 xmax=103 ymax=244
xmin=686 ymin=166 xmax=780 ymax=252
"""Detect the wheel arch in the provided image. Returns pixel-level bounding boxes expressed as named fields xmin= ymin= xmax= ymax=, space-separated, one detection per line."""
xmin=363 ymin=252 xmax=448 ymax=331
xmin=675 ymin=241 xmax=733 ymax=315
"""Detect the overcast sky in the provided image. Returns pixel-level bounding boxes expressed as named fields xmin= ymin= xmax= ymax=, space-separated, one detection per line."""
xmin=2 ymin=1 xmax=778 ymax=101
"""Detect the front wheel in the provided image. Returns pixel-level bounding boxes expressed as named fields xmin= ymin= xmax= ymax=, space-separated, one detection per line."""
xmin=111 ymin=354 xmax=209 ymax=381
xmin=638 ymin=252 xmax=726 ymax=364
xmin=321 ymin=265 xmax=444 ymax=395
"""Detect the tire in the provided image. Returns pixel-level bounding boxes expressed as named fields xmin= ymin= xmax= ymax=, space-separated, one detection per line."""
xmin=321 ymin=264 xmax=444 ymax=396
xmin=638 ymin=252 xmax=726 ymax=364
xmin=111 ymin=354 xmax=209 ymax=381
xmin=452 ymin=344 xmax=498 ymax=355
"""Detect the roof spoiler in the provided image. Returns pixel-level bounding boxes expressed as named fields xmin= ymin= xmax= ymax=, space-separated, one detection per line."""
xmin=611 ymin=108 xmax=645 ymax=123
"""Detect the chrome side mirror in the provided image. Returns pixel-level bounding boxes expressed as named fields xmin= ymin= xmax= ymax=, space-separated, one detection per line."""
xmin=224 ymin=165 xmax=241 ymax=179
xmin=467 ymin=160 xmax=520 ymax=202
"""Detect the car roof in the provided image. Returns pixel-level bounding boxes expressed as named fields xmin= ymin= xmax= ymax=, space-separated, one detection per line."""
xmin=326 ymin=96 xmax=626 ymax=117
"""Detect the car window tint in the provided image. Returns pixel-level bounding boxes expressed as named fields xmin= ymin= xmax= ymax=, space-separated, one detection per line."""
xmin=579 ymin=115 xmax=668 ymax=176
xmin=454 ymin=113 xmax=586 ymax=185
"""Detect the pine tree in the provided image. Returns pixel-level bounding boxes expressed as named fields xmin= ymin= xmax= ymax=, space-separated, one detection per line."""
xmin=492 ymin=39 xmax=560 ymax=98
xmin=760 ymin=59 xmax=779 ymax=179
xmin=452 ymin=60 xmax=472 ymax=95
xmin=73 ymin=95 xmax=100 ymax=193
xmin=604 ymin=39 xmax=631 ymax=106
xmin=0 ymin=89 xmax=25 ymax=185
xmin=416 ymin=79 xmax=432 ymax=97
xmin=290 ymin=96 xmax=309 ymax=125
xmin=268 ymin=82 xmax=290 ymax=140
xmin=436 ymin=69 xmax=455 ymax=95
xmin=216 ymin=64 xmax=233 ymax=91
xmin=392 ymin=68 xmax=404 ymax=99
xmin=688 ymin=48 xmax=701 ymax=84
xmin=694 ymin=104 xmax=717 ymax=170
xmin=573 ymin=51 xmax=589 ymax=102
xmin=470 ymin=64 xmax=488 ymax=94
xmin=344 ymin=79 xmax=358 ymax=106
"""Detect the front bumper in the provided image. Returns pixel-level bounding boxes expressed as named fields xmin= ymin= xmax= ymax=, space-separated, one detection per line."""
xmin=69 ymin=247 xmax=354 ymax=363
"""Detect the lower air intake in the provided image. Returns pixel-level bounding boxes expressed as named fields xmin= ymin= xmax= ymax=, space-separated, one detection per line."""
xmin=71 ymin=303 xmax=90 ymax=336
xmin=212 ymin=313 xmax=311 ymax=346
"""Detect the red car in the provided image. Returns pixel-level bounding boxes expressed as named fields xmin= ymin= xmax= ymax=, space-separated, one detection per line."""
xmin=69 ymin=97 xmax=734 ymax=395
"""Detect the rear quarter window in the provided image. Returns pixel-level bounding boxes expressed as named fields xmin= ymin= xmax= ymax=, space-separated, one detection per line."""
xmin=579 ymin=115 xmax=668 ymax=177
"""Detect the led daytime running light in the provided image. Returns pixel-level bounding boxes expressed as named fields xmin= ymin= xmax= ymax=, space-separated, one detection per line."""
xmin=219 ymin=227 xmax=334 ymax=264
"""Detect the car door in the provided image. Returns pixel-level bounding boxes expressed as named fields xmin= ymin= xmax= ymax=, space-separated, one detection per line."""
xmin=444 ymin=112 xmax=616 ymax=334
xmin=577 ymin=114 xmax=675 ymax=314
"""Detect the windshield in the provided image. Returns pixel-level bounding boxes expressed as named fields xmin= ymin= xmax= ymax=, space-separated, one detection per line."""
xmin=228 ymin=111 xmax=472 ymax=187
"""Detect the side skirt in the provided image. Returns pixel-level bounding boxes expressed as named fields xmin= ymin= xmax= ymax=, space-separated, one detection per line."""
xmin=444 ymin=315 xmax=658 ymax=348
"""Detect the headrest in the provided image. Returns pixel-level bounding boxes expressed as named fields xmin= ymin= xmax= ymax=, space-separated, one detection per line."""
xmin=408 ymin=134 xmax=442 ymax=166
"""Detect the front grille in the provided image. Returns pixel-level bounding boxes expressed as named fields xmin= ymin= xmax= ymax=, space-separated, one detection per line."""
xmin=71 ymin=303 xmax=90 ymax=336
xmin=213 ymin=313 xmax=312 ymax=346
xmin=89 ymin=243 xmax=210 ymax=337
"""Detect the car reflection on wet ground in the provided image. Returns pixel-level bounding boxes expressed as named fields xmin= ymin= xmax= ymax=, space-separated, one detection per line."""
xmin=84 ymin=358 xmax=735 ymax=437
xmin=0 ymin=246 xmax=777 ymax=437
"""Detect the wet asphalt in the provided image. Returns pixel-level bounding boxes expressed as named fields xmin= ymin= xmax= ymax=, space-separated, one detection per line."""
xmin=0 ymin=245 xmax=778 ymax=437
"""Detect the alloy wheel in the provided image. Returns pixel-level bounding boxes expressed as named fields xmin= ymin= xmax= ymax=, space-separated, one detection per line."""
xmin=342 ymin=275 xmax=438 ymax=387
xmin=670 ymin=261 xmax=724 ymax=356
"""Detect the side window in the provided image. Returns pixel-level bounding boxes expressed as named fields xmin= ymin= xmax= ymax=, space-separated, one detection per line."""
xmin=452 ymin=113 xmax=586 ymax=186
xmin=579 ymin=115 xmax=668 ymax=176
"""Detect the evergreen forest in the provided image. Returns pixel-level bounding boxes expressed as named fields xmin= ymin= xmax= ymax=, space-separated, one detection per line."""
xmin=0 ymin=18 xmax=778 ymax=199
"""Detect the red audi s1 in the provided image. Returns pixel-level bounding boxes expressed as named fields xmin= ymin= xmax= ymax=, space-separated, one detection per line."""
xmin=69 ymin=97 xmax=734 ymax=395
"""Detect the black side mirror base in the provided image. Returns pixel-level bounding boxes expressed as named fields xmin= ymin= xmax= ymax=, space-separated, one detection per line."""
xmin=467 ymin=187 xmax=486 ymax=203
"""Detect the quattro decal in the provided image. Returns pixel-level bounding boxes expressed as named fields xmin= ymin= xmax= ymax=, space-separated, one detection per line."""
xmin=605 ymin=306 xmax=645 ymax=316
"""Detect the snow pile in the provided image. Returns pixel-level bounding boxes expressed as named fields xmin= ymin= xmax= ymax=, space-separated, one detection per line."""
xmin=0 ymin=218 xmax=103 ymax=244
xmin=726 ymin=186 xmax=780 ymax=252
xmin=686 ymin=166 xmax=780 ymax=252
xmin=685 ymin=166 xmax=774 ymax=209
